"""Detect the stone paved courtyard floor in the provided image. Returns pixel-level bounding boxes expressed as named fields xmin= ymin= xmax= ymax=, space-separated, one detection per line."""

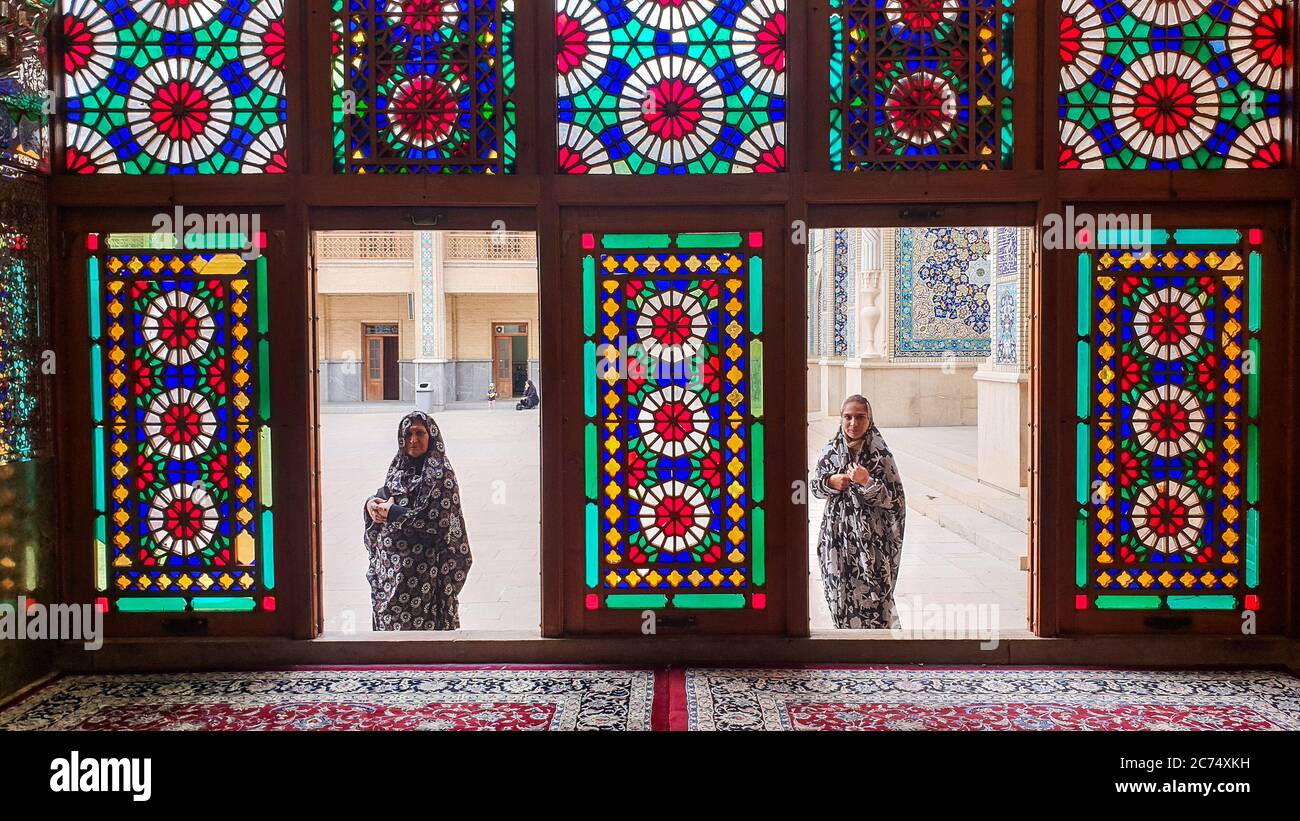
xmin=320 ymin=405 xmax=1026 ymax=634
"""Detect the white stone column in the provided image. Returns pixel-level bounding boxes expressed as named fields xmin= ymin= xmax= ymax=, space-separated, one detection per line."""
xmin=414 ymin=231 xmax=451 ymax=409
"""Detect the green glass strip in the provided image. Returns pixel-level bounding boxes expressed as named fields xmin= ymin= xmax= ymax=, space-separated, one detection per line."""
xmin=676 ymin=232 xmax=743 ymax=249
xmin=1076 ymin=341 xmax=1090 ymax=419
xmin=1075 ymin=514 xmax=1086 ymax=587
xmin=585 ymin=502 xmax=598 ymax=587
xmin=1076 ymin=254 xmax=1090 ymax=337
xmin=1167 ymin=595 xmax=1237 ymax=610
xmin=1247 ymin=252 xmax=1261 ymax=333
xmin=1094 ymin=595 xmax=1162 ymax=610
xmin=258 ymin=340 xmax=271 ymax=421
xmin=262 ymin=509 xmax=275 ymax=589
xmin=1172 ymin=229 xmax=1241 ymax=245
xmin=753 ymin=508 xmax=765 ymax=585
xmin=584 ymin=423 xmax=597 ymax=499
xmin=1247 ymin=425 xmax=1259 ymax=504
xmin=605 ymin=594 xmax=668 ymax=609
xmin=115 ymin=597 xmax=187 ymax=613
xmin=752 ymin=423 xmax=764 ymax=503
xmin=582 ymin=256 xmax=595 ymax=336
xmin=583 ymin=340 xmax=596 ymax=417
xmin=1248 ymin=339 xmax=1259 ymax=416
xmin=749 ymin=257 xmax=763 ymax=334
xmin=87 ymin=258 xmax=101 ymax=338
xmin=1246 ymin=509 xmax=1259 ymax=587
xmin=673 ymin=594 xmax=746 ymax=609
xmin=1075 ymin=423 xmax=1089 ymax=506
xmin=191 ymin=597 xmax=258 ymax=612
xmin=1097 ymin=228 xmax=1160 ymax=247
xmin=95 ymin=515 xmax=107 ymax=592
xmin=256 ymin=256 xmax=268 ymax=335
xmin=601 ymin=233 xmax=671 ymax=249
xmin=92 ymin=428 xmax=105 ymax=512
xmin=90 ymin=345 xmax=103 ymax=424
xmin=749 ymin=339 xmax=764 ymax=417
xmin=258 ymin=427 xmax=273 ymax=507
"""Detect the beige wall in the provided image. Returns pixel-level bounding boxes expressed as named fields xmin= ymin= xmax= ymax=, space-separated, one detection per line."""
xmin=317 ymin=294 xmax=417 ymax=360
xmin=448 ymin=294 xmax=540 ymax=360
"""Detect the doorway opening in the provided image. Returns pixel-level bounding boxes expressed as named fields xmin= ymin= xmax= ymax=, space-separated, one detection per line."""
xmin=314 ymin=228 xmax=542 ymax=634
xmin=806 ymin=225 xmax=1035 ymax=635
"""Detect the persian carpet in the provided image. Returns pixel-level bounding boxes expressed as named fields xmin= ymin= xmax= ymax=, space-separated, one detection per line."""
xmin=672 ymin=667 xmax=1300 ymax=731
xmin=0 ymin=667 xmax=661 ymax=731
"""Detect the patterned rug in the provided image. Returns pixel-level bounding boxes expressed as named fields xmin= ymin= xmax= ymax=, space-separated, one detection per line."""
xmin=674 ymin=667 xmax=1300 ymax=731
xmin=0 ymin=667 xmax=660 ymax=731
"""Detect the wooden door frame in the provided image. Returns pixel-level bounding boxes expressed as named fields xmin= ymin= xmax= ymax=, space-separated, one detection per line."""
xmin=361 ymin=322 xmax=399 ymax=401
xmin=491 ymin=321 xmax=530 ymax=397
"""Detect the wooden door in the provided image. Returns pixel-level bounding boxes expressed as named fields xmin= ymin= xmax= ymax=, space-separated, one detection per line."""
xmin=363 ymin=334 xmax=384 ymax=401
xmin=492 ymin=322 xmax=528 ymax=397
xmin=558 ymin=206 xmax=792 ymax=636
xmin=363 ymin=324 xmax=399 ymax=401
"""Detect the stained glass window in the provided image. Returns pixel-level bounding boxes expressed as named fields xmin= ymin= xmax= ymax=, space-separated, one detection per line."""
xmin=830 ymin=0 xmax=1014 ymax=171
xmin=557 ymin=0 xmax=786 ymax=174
xmin=1076 ymin=228 xmax=1261 ymax=612
xmin=60 ymin=0 xmax=287 ymax=174
xmin=1059 ymin=0 xmax=1294 ymax=169
xmin=88 ymin=232 xmax=276 ymax=613
xmin=333 ymin=0 xmax=516 ymax=173
xmin=582 ymin=231 xmax=766 ymax=610
xmin=0 ymin=209 xmax=48 ymax=463
xmin=0 ymin=6 xmax=50 ymax=173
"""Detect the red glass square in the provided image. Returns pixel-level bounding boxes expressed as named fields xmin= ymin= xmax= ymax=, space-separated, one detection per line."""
xmin=1248 ymin=229 xmax=1263 ymax=245
xmin=263 ymin=596 xmax=277 ymax=612
xmin=255 ymin=231 xmax=267 ymax=250
xmin=582 ymin=233 xmax=596 ymax=249
xmin=1244 ymin=594 xmax=1259 ymax=611
xmin=585 ymin=593 xmax=599 ymax=610
xmin=24 ymin=597 xmax=38 ymax=613
xmin=1075 ymin=594 xmax=1089 ymax=610
xmin=752 ymin=593 xmax=766 ymax=609
xmin=86 ymin=233 xmax=98 ymax=250
xmin=748 ymin=231 xmax=763 ymax=248
xmin=95 ymin=597 xmax=108 ymax=613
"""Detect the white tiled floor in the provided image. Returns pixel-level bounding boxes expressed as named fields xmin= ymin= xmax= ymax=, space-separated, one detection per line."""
xmin=319 ymin=405 xmax=1026 ymax=634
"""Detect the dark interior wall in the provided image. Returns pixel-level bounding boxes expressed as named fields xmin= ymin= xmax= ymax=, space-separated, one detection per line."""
xmin=0 ymin=30 xmax=55 ymax=698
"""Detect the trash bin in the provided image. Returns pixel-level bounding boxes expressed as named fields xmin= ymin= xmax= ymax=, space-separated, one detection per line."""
xmin=415 ymin=382 xmax=434 ymax=413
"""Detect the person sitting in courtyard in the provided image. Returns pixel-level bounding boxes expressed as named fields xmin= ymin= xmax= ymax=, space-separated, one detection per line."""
xmin=811 ymin=395 xmax=906 ymax=629
xmin=516 ymin=378 xmax=539 ymax=410
xmin=363 ymin=410 xmax=473 ymax=630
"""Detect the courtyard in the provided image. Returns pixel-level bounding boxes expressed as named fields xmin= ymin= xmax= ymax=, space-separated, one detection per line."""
xmin=320 ymin=406 xmax=1026 ymax=633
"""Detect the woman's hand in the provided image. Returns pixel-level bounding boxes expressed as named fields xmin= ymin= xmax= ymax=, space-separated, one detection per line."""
xmin=827 ymin=474 xmax=851 ymax=491
xmin=367 ymin=498 xmax=394 ymax=523
xmin=848 ymin=463 xmax=872 ymax=485
xmin=365 ymin=497 xmax=381 ymax=520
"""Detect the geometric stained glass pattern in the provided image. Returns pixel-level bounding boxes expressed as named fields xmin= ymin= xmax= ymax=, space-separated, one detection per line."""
xmin=0 ymin=216 xmax=47 ymax=464
xmin=88 ymin=233 xmax=275 ymax=613
xmin=1076 ymin=228 xmax=1262 ymax=612
xmin=582 ymin=231 xmax=766 ymax=610
xmin=1059 ymin=0 xmax=1294 ymax=169
xmin=332 ymin=0 xmax=516 ymax=173
xmin=558 ymin=1 xmax=787 ymax=174
xmin=830 ymin=0 xmax=1014 ymax=171
xmin=60 ymin=0 xmax=287 ymax=174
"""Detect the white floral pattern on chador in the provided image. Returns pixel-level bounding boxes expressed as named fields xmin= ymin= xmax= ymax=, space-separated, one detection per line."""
xmin=811 ymin=418 xmax=906 ymax=629
xmin=363 ymin=411 xmax=472 ymax=630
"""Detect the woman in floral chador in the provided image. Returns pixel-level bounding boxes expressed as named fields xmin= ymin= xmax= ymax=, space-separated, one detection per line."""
xmin=363 ymin=411 xmax=472 ymax=630
xmin=811 ymin=395 xmax=906 ymax=628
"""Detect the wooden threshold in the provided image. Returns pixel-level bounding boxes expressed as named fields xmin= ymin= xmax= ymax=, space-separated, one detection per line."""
xmin=54 ymin=634 xmax=1300 ymax=674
